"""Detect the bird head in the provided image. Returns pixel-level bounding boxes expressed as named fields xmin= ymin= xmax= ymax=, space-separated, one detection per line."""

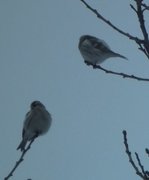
xmin=31 ymin=101 xmax=45 ymax=109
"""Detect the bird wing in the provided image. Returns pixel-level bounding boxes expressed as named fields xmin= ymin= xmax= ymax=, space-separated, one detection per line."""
xmin=22 ymin=111 xmax=33 ymax=136
xmin=22 ymin=128 xmax=25 ymax=138
xmin=90 ymin=38 xmax=111 ymax=53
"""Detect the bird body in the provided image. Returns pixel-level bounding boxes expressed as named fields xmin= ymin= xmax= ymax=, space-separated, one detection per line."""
xmin=78 ymin=35 xmax=127 ymax=65
xmin=17 ymin=101 xmax=52 ymax=151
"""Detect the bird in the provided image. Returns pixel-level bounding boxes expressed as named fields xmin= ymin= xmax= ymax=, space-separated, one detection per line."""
xmin=78 ymin=35 xmax=127 ymax=66
xmin=17 ymin=101 xmax=52 ymax=151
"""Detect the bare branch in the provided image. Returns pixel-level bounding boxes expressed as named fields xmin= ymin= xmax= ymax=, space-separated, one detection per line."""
xmin=80 ymin=0 xmax=144 ymax=43
xmin=85 ymin=61 xmax=149 ymax=82
xmin=135 ymin=0 xmax=149 ymax=56
xmin=137 ymin=42 xmax=149 ymax=57
xmin=135 ymin=152 xmax=148 ymax=179
xmin=145 ymin=148 xmax=149 ymax=156
xmin=122 ymin=130 xmax=144 ymax=179
xmin=80 ymin=0 xmax=149 ymax=59
xmin=130 ymin=4 xmax=137 ymax=13
xmin=4 ymin=135 xmax=38 ymax=180
xmin=141 ymin=3 xmax=149 ymax=11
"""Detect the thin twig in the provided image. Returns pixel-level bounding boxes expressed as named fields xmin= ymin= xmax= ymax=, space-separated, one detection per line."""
xmin=4 ymin=136 xmax=37 ymax=180
xmin=80 ymin=0 xmax=149 ymax=59
xmin=130 ymin=0 xmax=149 ymax=58
xmin=85 ymin=61 xmax=149 ymax=82
xmin=145 ymin=148 xmax=149 ymax=177
xmin=130 ymin=4 xmax=137 ymax=13
xmin=145 ymin=148 xmax=149 ymax=157
xmin=137 ymin=42 xmax=149 ymax=57
xmin=80 ymin=0 xmax=144 ymax=43
xmin=141 ymin=3 xmax=149 ymax=11
xmin=122 ymin=130 xmax=144 ymax=178
xmin=135 ymin=0 xmax=149 ymax=57
xmin=135 ymin=1 xmax=149 ymax=41
xmin=135 ymin=152 xmax=147 ymax=178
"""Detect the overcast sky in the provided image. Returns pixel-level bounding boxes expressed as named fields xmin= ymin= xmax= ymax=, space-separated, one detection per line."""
xmin=1 ymin=0 xmax=149 ymax=180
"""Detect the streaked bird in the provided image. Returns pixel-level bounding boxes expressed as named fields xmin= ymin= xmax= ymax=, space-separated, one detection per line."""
xmin=78 ymin=35 xmax=127 ymax=65
xmin=17 ymin=101 xmax=52 ymax=151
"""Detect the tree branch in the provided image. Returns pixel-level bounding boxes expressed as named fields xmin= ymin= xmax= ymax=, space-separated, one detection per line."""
xmin=135 ymin=152 xmax=148 ymax=179
xmin=85 ymin=61 xmax=149 ymax=82
xmin=4 ymin=135 xmax=38 ymax=180
xmin=130 ymin=0 xmax=149 ymax=58
xmin=122 ymin=130 xmax=144 ymax=179
xmin=80 ymin=0 xmax=149 ymax=59
xmin=123 ymin=130 xmax=149 ymax=179
xmin=80 ymin=0 xmax=144 ymax=43
xmin=141 ymin=3 xmax=149 ymax=11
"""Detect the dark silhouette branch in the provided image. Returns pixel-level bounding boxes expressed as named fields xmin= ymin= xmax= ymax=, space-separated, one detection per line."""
xmin=136 ymin=0 xmax=149 ymax=42
xmin=123 ymin=130 xmax=149 ymax=180
xmin=80 ymin=0 xmax=143 ymax=43
xmin=130 ymin=0 xmax=149 ymax=58
xmin=85 ymin=61 xmax=149 ymax=82
xmin=4 ymin=135 xmax=38 ymax=180
xmin=123 ymin=130 xmax=144 ymax=179
xmin=135 ymin=152 xmax=148 ymax=179
xmin=80 ymin=0 xmax=149 ymax=59
xmin=141 ymin=3 xmax=149 ymax=11
xmin=145 ymin=148 xmax=149 ymax=156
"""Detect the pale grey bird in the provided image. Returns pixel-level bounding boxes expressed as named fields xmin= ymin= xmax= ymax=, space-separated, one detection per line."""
xmin=17 ymin=101 xmax=52 ymax=151
xmin=78 ymin=35 xmax=127 ymax=65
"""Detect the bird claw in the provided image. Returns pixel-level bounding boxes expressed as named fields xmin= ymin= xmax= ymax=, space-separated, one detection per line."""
xmin=93 ymin=65 xmax=97 ymax=69
xmin=84 ymin=61 xmax=90 ymax=66
xmin=84 ymin=61 xmax=98 ymax=69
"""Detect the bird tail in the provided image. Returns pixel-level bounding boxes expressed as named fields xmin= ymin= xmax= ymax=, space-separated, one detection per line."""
xmin=112 ymin=52 xmax=128 ymax=60
xmin=17 ymin=139 xmax=27 ymax=151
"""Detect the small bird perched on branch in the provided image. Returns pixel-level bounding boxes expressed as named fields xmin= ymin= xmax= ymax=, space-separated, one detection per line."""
xmin=17 ymin=101 xmax=52 ymax=151
xmin=78 ymin=35 xmax=127 ymax=66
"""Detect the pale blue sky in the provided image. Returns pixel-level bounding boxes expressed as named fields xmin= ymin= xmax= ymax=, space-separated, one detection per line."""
xmin=1 ymin=0 xmax=149 ymax=180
